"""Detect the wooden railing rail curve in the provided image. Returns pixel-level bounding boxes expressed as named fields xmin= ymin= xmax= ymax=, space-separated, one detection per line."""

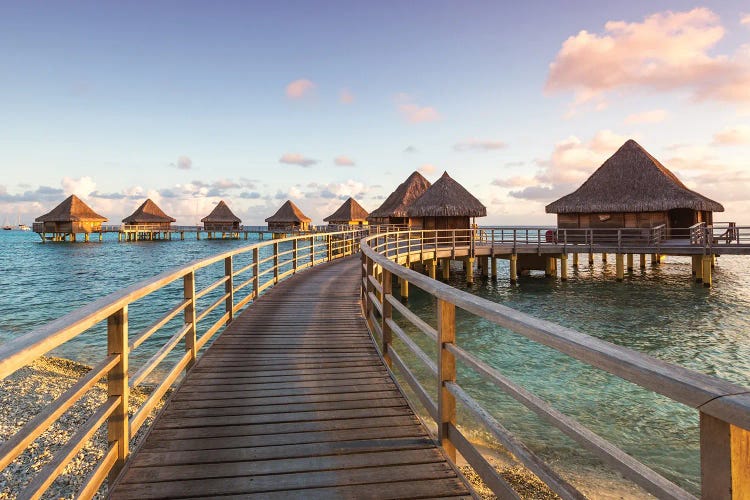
xmin=360 ymin=229 xmax=750 ymax=499
xmin=0 ymin=228 xmax=367 ymax=499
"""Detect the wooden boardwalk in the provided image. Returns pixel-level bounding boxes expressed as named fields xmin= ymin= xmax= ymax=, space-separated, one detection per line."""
xmin=110 ymin=257 xmax=473 ymax=499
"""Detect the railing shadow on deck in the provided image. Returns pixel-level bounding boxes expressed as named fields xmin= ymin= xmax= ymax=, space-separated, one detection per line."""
xmin=360 ymin=230 xmax=750 ymax=500
xmin=0 ymin=229 xmax=367 ymax=499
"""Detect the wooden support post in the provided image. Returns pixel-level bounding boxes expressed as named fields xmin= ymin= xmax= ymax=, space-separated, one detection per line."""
xmin=327 ymin=234 xmax=333 ymax=261
xmin=400 ymin=276 xmax=409 ymax=301
xmin=589 ymin=253 xmax=594 ymax=265
xmin=465 ymin=257 xmax=474 ymax=284
xmin=273 ymin=242 xmax=279 ymax=284
xmin=616 ymin=254 xmax=624 ymax=281
xmin=702 ymin=255 xmax=713 ymax=288
xmin=225 ymin=256 xmax=234 ymax=323
xmin=309 ymin=236 xmax=314 ymax=266
xmin=545 ymin=257 xmax=554 ymax=278
xmin=700 ymin=412 xmax=750 ymax=499
xmin=292 ymin=238 xmax=298 ymax=274
xmin=381 ymin=269 xmax=393 ymax=367
xmin=441 ymin=258 xmax=450 ymax=280
xmin=627 ymin=253 xmax=634 ymax=271
xmin=572 ymin=253 xmax=579 ymax=268
xmin=107 ymin=306 xmax=129 ymax=483
xmin=640 ymin=253 xmax=647 ymax=269
xmin=601 ymin=252 xmax=607 ymax=264
xmin=651 ymin=253 xmax=658 ymax=266
xmin=71 ymin=233 xmax=76 ymax=243
xmin=480 ymin=256 xmax=489 ymax=278
xmin=365 ymin=257 xmax=374 ymax=331
xmin=560 ymin=254 xmax=568 ymax=281
xmin=183 ymin=272 xmax=197 ymax=369
xmin=84 ymin=233 xmax=89 ymax=243
xmin=437 ymin=299 xmax=456 ymax=462
xmin=510 ymin=254 xmax=517 ymax=284
xmin=98 ymin=232 xmax=103 ymax=242
xmin=427 ymin=259 xmax=437 ymax=279
xmin=491 ymin=257 xmax=497 ymax=279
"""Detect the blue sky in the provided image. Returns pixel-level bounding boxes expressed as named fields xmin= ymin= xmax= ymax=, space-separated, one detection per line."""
xmin=2 ymin=1 xmax=750 ymax=224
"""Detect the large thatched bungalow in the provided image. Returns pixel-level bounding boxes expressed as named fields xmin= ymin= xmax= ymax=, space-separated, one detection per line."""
xmin=324 ymin=197 xmax=369 ymax=226
xmin=201 ymin=200 xmax=241 ymax=231
xmin=545 ymin=139 xmax=723 ymax=238
xmin=34 ymin=194 xmax=107 ymax=234
xmin=406 ymin=171 xmax=486 ymax=229
xmin=367 ymin=171 xmax=431 ymax=225
xmin=122 ymin=199 xmax=175 ymax=230
xmin=265 ymin=200 xmax=311 ymax=232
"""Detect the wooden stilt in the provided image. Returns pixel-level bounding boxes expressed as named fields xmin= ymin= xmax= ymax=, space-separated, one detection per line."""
xmin=572 ymin=253 xmax=579 ymax=268
xmin=640 ymin=253 xmax=647 ymax=269
xmin=702 ymin=255 xmax=713 ymax=287
xmin=465 ymin=257 xmax=474 ymax=284
xmin=491 ymin=257 xmax=497 ymax=279
xmin=399 ymin=277 xmax=409 ymax=301
xmin=560 ymin=255 xmax=568 ymax=281
xmin=441 ymin=258 xmax=450 ymax=280
xmin=510 ymin=254 xmax=517 ymax=284
xmin=627 ymin=253 xmax=633 ymax=271
xmin=616 ymin=254 xmax=624 ymax=281
xmin=651 ymin=254 xmax=658 ymax=266
xmin=601 ymin=252 xmax=607 ymax=264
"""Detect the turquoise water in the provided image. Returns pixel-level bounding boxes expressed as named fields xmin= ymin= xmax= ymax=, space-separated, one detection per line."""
xmin=1 ymin=231 xmax=749 ymax=495
xmin=395 ymin=256 xmax=750 ymax=495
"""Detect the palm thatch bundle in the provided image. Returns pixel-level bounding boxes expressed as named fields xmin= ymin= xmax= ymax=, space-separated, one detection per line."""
xmin=265 ymin=200 xmax=311 ymax=223
xmin=201 ymin=200 xmax=241 ymax=223
xmin=546 ymin=139 xmax=724 ymax=214
xmin=406 ymin=172 xmax=487 ymax=217
xmin=35 ymin=195 xmax=107 ymax=222
xmin=122 ymin=199 xmax=176 ymax=224
xmin=323 ymin=197 xmax=368 ymax=223
xmin=368 ymin=171 xmax=431 ymax=221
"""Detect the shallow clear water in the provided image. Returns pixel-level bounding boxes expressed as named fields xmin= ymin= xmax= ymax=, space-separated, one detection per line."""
xmin=1 ymin=231 xmax=748 ymax=495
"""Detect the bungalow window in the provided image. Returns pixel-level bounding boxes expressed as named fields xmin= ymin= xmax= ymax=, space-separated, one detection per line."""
xmin=598 ymin=214 xmax=611 ymax=222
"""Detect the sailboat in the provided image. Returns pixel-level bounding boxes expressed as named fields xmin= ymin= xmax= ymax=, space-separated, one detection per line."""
xmin=17 ymin=214 xmax=30 ymax=231
xmin=2 ymin=217 xmax=11 ymax=230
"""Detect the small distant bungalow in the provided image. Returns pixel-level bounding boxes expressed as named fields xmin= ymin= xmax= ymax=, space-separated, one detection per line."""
xmin=265 ymin=200 xmax=311 ymax=232
xmin=367 ymin=171 xmax=431 ymax=226
xmin=545 ymin=139 xmax=724 ymax=238
xmin=406 ymin=171 xmax=487 ymax=230
xmin=122 ymin=199 xmax=175 ymax=230
xmin=201 ymin=200 xmax=242 ymax=232
xmin=324 ymin=197 xmax=369 ymax=226
xmin=34 ymin=195 xmax=108 ymax=241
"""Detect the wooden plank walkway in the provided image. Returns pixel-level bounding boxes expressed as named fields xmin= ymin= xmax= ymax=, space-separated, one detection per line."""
xmin=110 ymin=257 xmax=474 ymax=499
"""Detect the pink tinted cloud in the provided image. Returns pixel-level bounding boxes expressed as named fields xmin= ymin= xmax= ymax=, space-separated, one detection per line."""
xmin=340 ymin=88 xmax=355 ymax=104
xmin=712 ymin=125 xmax=750 ymax=145
xmin=334 ymin=156 xmax=356 ymax=166
xmin=742 ymin=14 xmax=750 ymax=26
xmin=418 ymin=164 xmax=437 ymax=175
xmin=285 ymin=79 xmax=315 ymax=99
xmin=396 ymin=94 xmax=440 ymax=123
xmin=279 ymin=153 xmax=318 ymax=167
xmin=546 ymin=8 xmax=750 ymax=106
xmin=624 ymin=109 xmax=667 ymax=124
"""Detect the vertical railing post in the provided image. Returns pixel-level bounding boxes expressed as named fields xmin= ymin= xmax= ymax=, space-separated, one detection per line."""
xmin=437 ymin=299 xmax=456 ymax=462
xmin=252 ymin=247 xmax=260 ymax=299
xmin=381 ymin=268 xmax=393 ymax=366
xmin=618 ymin=229 xmax=622 ymax=251
xmin=365 ymin=257 xmax=374 ymax=332
xmin=309 ymin=236 xmax=315 ymax=266
xmin=327 ymin=234 xmax=333 ymax=261
xmin=273 ymin=242 xmax=279 ymax=283
xmin=224 ymin=256 xmax=234 ymax=323
xmin=700 ymin=412 xmax=750 ymax=499
xmin=292 ymin=238 xmax=298 ymax=274
xmin=183 ymin=272 xmax=197 ymax=369
xmin=107 ymin=306 xmax=129 ymax=483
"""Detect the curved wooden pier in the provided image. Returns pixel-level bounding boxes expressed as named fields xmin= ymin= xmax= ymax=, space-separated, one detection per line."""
xmin=109 ymin=257 xmax=473 ymax=499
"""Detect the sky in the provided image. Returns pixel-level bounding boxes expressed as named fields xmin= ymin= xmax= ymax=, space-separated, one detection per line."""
xmin=2 ymin=1 xmax=750 ymax=225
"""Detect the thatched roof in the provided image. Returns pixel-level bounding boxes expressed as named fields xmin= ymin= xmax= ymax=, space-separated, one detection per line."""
xmin=201 ymin=200 xmax=241 ymax=223
xmin=368 ymin=171 xmax=431 ymax=220
xmin=35 ymin=195 xmax=107 ymax=223
xmin=546 ymin=140 xmax=724 ymax=214
xmin=265 ymin=200 xmax=311 ymax=223
xmin=406 ymin=172 xmax=487 ymax=217
xmin=122 ymin=199 xmax=176 ymax=224
xmin=324 ymin=197 xmax=369 ymax=222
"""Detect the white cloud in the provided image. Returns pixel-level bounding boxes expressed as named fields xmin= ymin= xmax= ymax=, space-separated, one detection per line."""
xmin=172 ymin=155 xmax=192 ymax=170
xmin=453 ymin=139 xmax=507 ymax=152
xmin=712 ymin=125 xmax=750 ymax=145
xmin=418 ymin=164 xmax=437 ymax=175
xmin=285 ymin=79 xmax=315 ymax=99
xmin=742 ymin=13 xmax=750 ymax=26
xmin=61 ymin=176 xmax=96 ymax=197
xmin=624 ymin=109 xmax=668 ymax=124
xmin=546 ymin=8 xmax=750 ymax=108
xmin=340 ymin=88 xmax=355 ymax=104
xmin=396 ymin=94 xmax=440 ymax=123
xmin=334 ymin=156 xmax=356 ymax=166
xmin=279 ymin=153 xmax=318 ymax=167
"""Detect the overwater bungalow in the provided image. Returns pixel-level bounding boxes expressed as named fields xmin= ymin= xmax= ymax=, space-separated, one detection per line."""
xmin=545 ymin=139 xmax=724 ymax=238
xmin=265 ymin=200 xmax=311 ymax=232
xmin=406 ymin=171 xmax=486 ymax=230
xmin=367 ymin=171 xmax=431 ymax=226
xmin=201 ymin=200 xmax=242 ymax=232
xmin=323 ymin=197 xmax=369 ymax=226
xmin=33 ymin=194 xmax=108 ymax=242
xmin=123 ymin=199 xmax=175 ymax=229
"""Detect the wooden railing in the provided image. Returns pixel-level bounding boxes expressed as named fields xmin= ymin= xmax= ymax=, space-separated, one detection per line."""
xmin=477 ymin=224 xmax=667 ymax=251
xmin=0 ymin=229 xmax=366 ymax=499
xmin=360 ymin=230 xmax=750 ymax=499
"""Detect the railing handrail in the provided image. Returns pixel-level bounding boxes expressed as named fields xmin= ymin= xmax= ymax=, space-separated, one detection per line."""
xmin=360 ymin=229 xmax=749 ymax=498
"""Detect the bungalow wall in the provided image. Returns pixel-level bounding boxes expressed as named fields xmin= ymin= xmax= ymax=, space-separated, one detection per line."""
xmin=123 ymin=221 xmax=172 ymax=230
xmin=41 ymin=221 xmax=103 ymax=233
xmin=556 ymin=212 xmax=668 ymax=230
xmin=204 ymin=221 xmax=241 ymax=231
xmin=409 ymin=216 xmax=470 ymax=230
xmin=268 ymin=221 xmax=309 ymax=232
xmin=327 ymin=219 xmax=368 ymax=226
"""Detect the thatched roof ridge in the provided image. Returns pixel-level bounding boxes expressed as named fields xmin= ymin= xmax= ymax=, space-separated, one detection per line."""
xmin=35 ymin=195 xmax=108 ymax=223
xmin=201 ymin=200 xmax=241 ymax=223
xmin=324 ymin=197 xmax=369 ymax=222
xmin=368 ymin=171 xmax=431 ymax=220
xmin=122 ymin=199 xmax=176 ymax=223
xmin=265 ymin=200 xmax=311 ymax=223
xmin=546 ymin=139 xmax=724 ymax=214
xmin=406 ymin=172 xmax=487 ymax=217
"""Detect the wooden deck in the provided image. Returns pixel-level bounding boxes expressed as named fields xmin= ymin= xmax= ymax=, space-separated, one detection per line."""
xmin=109 ymin=257 xmax=473 ymax=499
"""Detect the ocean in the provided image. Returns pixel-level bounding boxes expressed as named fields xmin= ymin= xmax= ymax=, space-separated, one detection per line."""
xmin=1 ymin=229 xmax=748 ymax=496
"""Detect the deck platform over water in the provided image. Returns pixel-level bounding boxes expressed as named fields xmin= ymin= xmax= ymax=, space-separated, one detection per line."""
xmin=109 ymin=257 xmax=473 ymax=499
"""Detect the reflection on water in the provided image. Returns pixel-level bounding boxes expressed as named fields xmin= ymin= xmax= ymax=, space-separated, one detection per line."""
xmin=1 ymin=231 xmax=748 ymax=494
